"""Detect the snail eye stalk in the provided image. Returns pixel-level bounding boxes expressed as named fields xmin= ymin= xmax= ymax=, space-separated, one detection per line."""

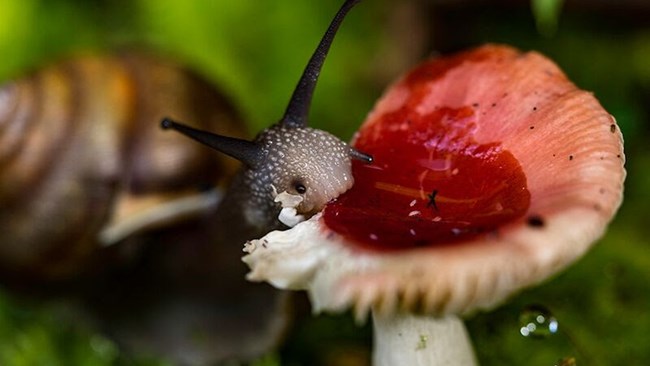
xmin=280 ymin=0 xmax=361 ymax=128
xmin=350 ymin=148 xmax=373 ymax=164
xmin=161 ymin=118 xmax=262 ymax=168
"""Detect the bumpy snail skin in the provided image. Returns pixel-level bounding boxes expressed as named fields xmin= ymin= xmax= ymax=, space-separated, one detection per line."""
xmin=242 ymin=125 xmax=354 ymax=228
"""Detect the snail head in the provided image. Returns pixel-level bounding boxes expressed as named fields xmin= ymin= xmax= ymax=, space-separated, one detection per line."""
xmin=161 ymin=0 xmax=371 ymax=217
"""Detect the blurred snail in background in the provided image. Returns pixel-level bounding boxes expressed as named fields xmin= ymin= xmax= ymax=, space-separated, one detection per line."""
xmin=0 ymin=0 xmax=370 ymax=364
xmin=0 ymin=52 xmax=246 ymax=282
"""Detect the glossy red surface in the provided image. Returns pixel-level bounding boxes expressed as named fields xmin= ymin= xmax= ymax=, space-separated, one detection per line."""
xmin=323 ymin=105 xmax=530 ymax=250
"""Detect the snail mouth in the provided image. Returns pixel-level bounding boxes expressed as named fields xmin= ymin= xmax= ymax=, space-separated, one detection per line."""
xmin=305 ymin=204 xmax=335 ymax=219
xmin=275 ymin=180 xmax=356 ymax=228
xmin=297 ymin=205 xmax=317 ymax=218
xmin=296 ymin=198 xmax=330 ymax=220
xmin=274 ymin=191 xmax=328 ymax=228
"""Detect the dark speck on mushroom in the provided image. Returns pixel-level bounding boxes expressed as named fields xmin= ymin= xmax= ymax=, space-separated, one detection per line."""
xmin=529 ymin=126 xmax=535 ymax=130
xmin=527 ymin=215 xmax=545 ymax=228
xmin=533 ymin=106 xmax=538 ymax=111
xmin=472 ymin=103 xmax=479 ymax=108
xmin=491 ymin=102 xmax=497 ymax=107
xmin=426 ymin=189 xmax=439 ymax=211
xmin=610 ymin=124 xmax=616 ymax=133
xmin=569 ymin=155 xmax=574 ymax=161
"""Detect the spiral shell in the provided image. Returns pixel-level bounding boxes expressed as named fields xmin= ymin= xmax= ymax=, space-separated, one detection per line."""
xmin=0 ymin=53 xmax=246 ymax=282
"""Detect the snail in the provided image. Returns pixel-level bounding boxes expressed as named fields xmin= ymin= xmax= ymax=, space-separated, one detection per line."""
xmin=0 ymin=0 xmax=372 ymax=364
xmin=161 ymin=0 xmax=371 ymax=240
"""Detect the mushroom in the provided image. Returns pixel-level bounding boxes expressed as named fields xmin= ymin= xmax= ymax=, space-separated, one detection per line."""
xmin=243 ymin=45 xmax=625 ymax=365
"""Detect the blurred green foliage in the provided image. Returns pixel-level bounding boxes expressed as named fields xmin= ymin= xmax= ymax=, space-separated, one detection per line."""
xmin=0 ymin=0 xmax=649 ymax=365
xmin=0 ymin=292 xmax=170 ymax=366
xmin=531 ymin=0 xmax=565 ymax=36
xmin=0 ymin=0 xmax=387 ymax=139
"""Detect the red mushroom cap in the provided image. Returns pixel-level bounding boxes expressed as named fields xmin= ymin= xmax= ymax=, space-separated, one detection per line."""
xmin=244 ymin=44 xmax=625 ymax=319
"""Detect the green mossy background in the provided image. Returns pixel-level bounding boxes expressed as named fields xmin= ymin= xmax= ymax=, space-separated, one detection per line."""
xmin=0 ymin=0 xmax=648 ymax=365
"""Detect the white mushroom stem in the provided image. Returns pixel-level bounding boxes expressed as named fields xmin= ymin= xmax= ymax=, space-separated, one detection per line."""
xmin=372 ymin=313 xmax=477 ymax=366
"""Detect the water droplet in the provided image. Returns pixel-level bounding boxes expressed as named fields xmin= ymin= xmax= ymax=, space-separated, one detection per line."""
xmin=519 ymin=304 xmax=559 ymax=338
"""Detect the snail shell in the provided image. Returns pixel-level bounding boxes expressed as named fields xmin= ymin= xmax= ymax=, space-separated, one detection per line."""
xmin=0 ymin=53 xmax=246 ymax=282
